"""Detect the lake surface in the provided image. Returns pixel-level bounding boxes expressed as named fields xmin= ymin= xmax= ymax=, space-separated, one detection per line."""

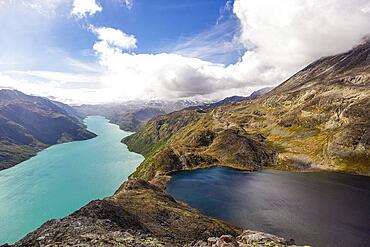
xmin=0 ymin=116 xmax=144 ymax=244
xmin=166 ymin=167 xmax=370 ymax=247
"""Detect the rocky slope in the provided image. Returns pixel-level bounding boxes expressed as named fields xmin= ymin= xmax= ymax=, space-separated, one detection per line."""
xmin=124 ymin=40 xmax=370 ymax=186
xmin=10 ymin=179 xmax=298 ymax=247
xmin=0 ymin=90 xmax=96 ymax=170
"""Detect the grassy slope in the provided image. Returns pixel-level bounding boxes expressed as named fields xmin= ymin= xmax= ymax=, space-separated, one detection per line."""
xmin=124 ymin=41 xmax=370 ymax=185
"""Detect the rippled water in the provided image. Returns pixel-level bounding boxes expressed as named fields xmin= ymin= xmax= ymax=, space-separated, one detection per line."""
xmin=166 ymin=167 xmax=370 ymax=247
xmin=0 ymin=116 xmax=144 ymax=244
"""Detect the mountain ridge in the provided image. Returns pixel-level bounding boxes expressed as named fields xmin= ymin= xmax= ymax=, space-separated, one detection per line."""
xmin=74 ymin=89 xmax=272 ymax=132
xmin=0 ymin=89 xmax=96 ymax=170
xmin=123 ymin=39 xmax=370 ymax=187
xmin=74 ymin=99 xmax=205 ymax=132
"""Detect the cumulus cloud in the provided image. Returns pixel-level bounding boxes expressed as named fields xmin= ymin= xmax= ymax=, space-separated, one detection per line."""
xmin=90 ymin=29 xmax=276 ymax=100
xmin=2 ymin=0 xmax=370 ymax=104
xmin=71 ymin=0 xmax=102 ymax=18
xmin=234 ymin=0 xmax=370 ymax=75
xmin=90 ymin=26 xmax=137 ymax=50
xmin=85 ymin=0 xmax=370 ymax=102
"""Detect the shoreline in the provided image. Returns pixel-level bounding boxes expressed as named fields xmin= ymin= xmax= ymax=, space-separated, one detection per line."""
xmin=0 ymin=117 xmax=98 ymax=172
xmin=140 ymin=161 xmax=370 ymax=190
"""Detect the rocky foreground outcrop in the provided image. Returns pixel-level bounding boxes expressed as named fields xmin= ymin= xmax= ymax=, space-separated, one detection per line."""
xmin=10 ymin=179 xmax=300 ymax=247
xmin=189 ymin=230 xmax=295 ymax=247
xmin=0 ymin=90 xmax=96 ymax=170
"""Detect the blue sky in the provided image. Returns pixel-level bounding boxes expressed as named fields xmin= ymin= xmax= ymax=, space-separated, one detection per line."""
xmin=0 ymin=0 xmax=369 ymax=104
xmin=94 ymin=0 xmax=239 ymax=55
xmin=0 ymin=0 xmax=240 ymax=71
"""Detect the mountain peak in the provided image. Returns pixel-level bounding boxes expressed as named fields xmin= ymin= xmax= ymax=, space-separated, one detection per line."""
xmin=0 ymin=89 xmax=29 ymax=101
xmin=272 ymin=40 xmax=370 ymax=94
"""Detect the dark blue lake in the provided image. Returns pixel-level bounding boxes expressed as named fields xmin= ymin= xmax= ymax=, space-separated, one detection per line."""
xmin=166 ymin=167 xmax=370 ymax=247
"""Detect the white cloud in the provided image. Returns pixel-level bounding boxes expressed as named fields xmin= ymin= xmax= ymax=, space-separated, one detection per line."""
xmin=123 ymin=0 xmax=133 ymax=10
xmin=85 ymin=0 xmax=370 ymax=102
xmin=2 ymin=0 xmax=370 ymax=104
xmin=0 ymin=70 xmax=105 ymax=104
xmin=91 ymin=26 xmax=137 ymax=50
xmin=71 ymin=0 xmax=102 ymax=18
xmin=234 ymin=0 xmax=370 ymax=75
xmin=90 ymin=29 xmax=275 ymax=101
xmin=8 ymin=70 xmax=97 ymax=85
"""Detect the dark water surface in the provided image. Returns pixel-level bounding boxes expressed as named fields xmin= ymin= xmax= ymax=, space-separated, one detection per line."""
xmin=166 ymin=167 xmax=370 ymax=247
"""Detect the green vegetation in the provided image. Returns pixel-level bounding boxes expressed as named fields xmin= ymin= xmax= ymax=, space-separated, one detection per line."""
xmin=124 ymin=41 xmax=370 ymax=184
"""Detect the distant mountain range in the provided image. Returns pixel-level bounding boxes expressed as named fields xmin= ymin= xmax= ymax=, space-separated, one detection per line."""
xmin=74 ymin=89 xmax=272 ymax=132
xmin=188 ymin=87 xmax=273 ymax=111
xmin=74 ymin=99 xmax=206 ymax=132
xmin=0 ymin=90 xmax=96 ymax=170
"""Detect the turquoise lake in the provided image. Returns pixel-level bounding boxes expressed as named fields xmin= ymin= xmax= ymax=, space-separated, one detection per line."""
xmin=0 ymin=116 xmax=144 ymax=244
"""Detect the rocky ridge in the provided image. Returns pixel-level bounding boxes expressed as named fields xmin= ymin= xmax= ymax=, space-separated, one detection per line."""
xmin=0 ymin=90 xmax=96 ymax=170
xmin=123 ymin=40 xmax=370 ymax=188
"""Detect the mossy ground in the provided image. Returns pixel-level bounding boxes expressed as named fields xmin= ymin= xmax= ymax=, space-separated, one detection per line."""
xmin=125 ymin=81 xmax=370 ymax=182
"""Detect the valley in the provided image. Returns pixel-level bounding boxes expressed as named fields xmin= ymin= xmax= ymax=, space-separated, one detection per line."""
xmin=1 ymin=1 xmax=370 ymax=246
xmin=0 ymin=40 xmax=369 ymax=247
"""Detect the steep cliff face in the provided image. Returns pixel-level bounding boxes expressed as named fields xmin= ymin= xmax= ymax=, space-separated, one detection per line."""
xmin=12 ymin=179 xmax=298 ymax=247
xmin=0 ymin=90 xmax=96 ymax=170
xmin=124 ymin=40 xmax=370 ymax=184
